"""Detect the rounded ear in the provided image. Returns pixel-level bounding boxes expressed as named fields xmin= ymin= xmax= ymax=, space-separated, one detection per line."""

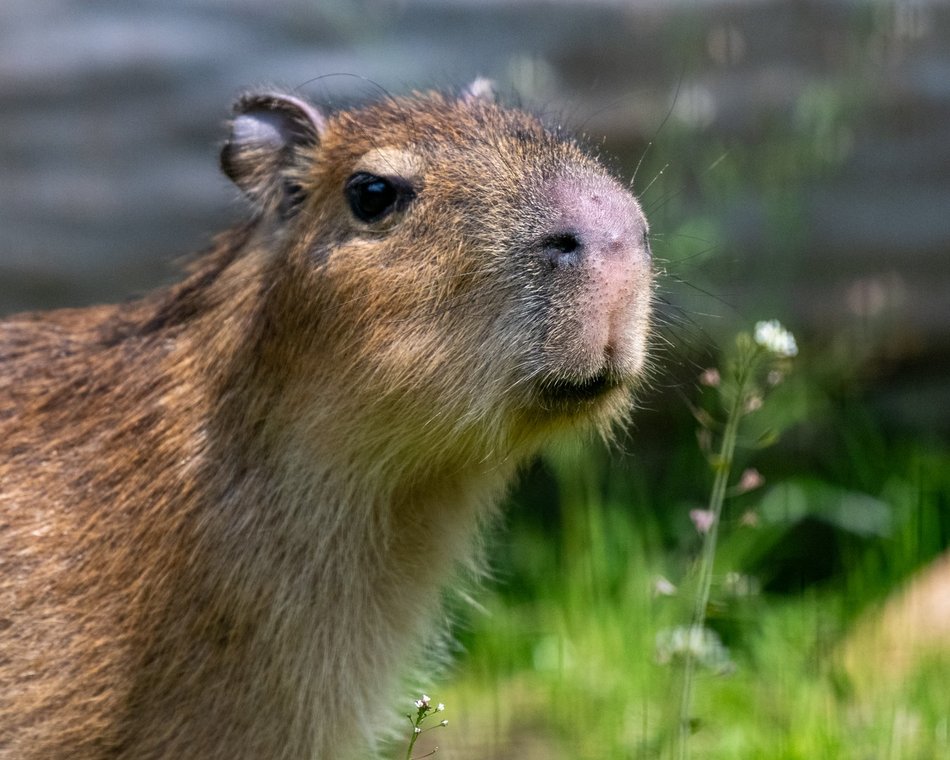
xmin=220 ymin=92 xmax=326 ymax=213
xmin=462 ymin=77 xmax=497 ymax=103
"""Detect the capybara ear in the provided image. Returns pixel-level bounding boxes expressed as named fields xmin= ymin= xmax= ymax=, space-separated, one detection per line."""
xmin=461 ymin=77 xmax=497 ymax=103
xmin=220 ymin=91 xmax=326 ymax=214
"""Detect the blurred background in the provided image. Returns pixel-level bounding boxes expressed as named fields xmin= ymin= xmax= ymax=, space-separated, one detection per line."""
xmin=2 ymin=1 xmax=948 ymax=758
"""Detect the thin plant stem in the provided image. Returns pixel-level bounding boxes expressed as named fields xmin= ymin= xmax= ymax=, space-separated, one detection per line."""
xmin=675 ymin=356 xmax=753 ymax=760
xmin=405 ymin=727 xmax=420 ymax=760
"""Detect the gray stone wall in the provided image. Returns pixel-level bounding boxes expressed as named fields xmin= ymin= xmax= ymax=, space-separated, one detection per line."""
xmin=2 ymin=0 xmax=948 ymax=420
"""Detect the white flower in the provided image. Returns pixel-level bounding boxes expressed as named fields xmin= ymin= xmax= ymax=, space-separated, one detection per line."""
xmin=652 ymin=575 xmax=678 ymax=597
xmin=655 ymin=625 xmax=733 ymax=673
xmin=414 ymin=694 xmax=431 ymax=710
xmin=436 ymin=703 xmax=445 ymax=712
xmin=754 ymin=319 xmax=798 ymax=358
xmin=439 ymin=719 xmax=449 ymax=727
xmin=743 ymin=394 xmax=763 ymax=413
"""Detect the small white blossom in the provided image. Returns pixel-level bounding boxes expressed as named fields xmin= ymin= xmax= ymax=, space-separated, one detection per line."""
xmin=414 ymin=694 xmax=431 ymax=710
xmin=743 ymin=394 xmax=763 ymax=413
xmin=655 ymin=625 xmax=733 ymax=673
xmin=436 ymin=703 xmax=445 ymax=712
xmin=652 ymin=575 xmax=678 ymax=597
xmin=754 ymin=319 xmax=798 ymax=357
xmin=413 ymin=727 xmax=422 ymax=734
xmin=440 ymin=719 xmax=449 ymax=727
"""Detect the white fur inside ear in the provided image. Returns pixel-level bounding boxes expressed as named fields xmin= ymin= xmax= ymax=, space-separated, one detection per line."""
xmin=231 ymin=111 xmax=287 ymax=152
xmin=281 ymin=93 xmax=327 ymax=138
xmin=464 ymin=77 xmax=497 ymax=102
xmin=222 ymin=92 xmax=326 ymax=209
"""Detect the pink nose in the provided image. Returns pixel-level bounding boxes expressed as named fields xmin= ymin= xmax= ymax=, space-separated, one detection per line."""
xmin=540 ymin=171 xmax=652 ymax=376
xmin=542 ymin=172 xmax=650 ymax=271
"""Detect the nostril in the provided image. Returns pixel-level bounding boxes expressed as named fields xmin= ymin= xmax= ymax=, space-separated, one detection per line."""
xmin=544 ymin=233 xmax=580 ymax=254
xmin=541 ymin=233 xmax=583 ymax=269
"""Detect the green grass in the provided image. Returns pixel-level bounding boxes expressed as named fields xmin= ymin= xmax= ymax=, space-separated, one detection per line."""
xmin=393 ymin=34 xmax=950 ymax=755
xmin=400 ymin=371 xmax=950 ymax=759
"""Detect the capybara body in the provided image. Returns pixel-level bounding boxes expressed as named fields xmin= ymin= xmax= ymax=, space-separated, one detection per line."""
xmin=0 ymin=85 xmax=652 ymax=758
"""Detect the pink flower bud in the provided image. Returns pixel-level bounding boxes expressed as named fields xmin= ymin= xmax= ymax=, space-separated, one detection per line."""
xmin=736 ymin=468 xmax=764 ymax=494
xmin=689 ymin=509 xmax=716 ymax=535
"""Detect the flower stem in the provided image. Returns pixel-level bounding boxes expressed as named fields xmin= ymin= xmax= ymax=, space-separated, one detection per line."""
xmin=405 ymin=730 xmax=419 ymax=760
xmin=674 ymin=358 xmax=751 ymax=759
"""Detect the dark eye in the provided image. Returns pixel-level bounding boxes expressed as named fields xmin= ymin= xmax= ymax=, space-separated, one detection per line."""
xmin=345 ymin=172 xmax=414 ymax=223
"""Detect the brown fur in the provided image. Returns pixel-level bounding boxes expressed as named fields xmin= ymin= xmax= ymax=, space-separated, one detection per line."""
xmin=0 ymin=88 xmax=653 ymax=758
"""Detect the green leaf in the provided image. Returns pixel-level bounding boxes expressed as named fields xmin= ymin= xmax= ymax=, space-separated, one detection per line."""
xmin=758 ymin=478 xmax=893 ymax=537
